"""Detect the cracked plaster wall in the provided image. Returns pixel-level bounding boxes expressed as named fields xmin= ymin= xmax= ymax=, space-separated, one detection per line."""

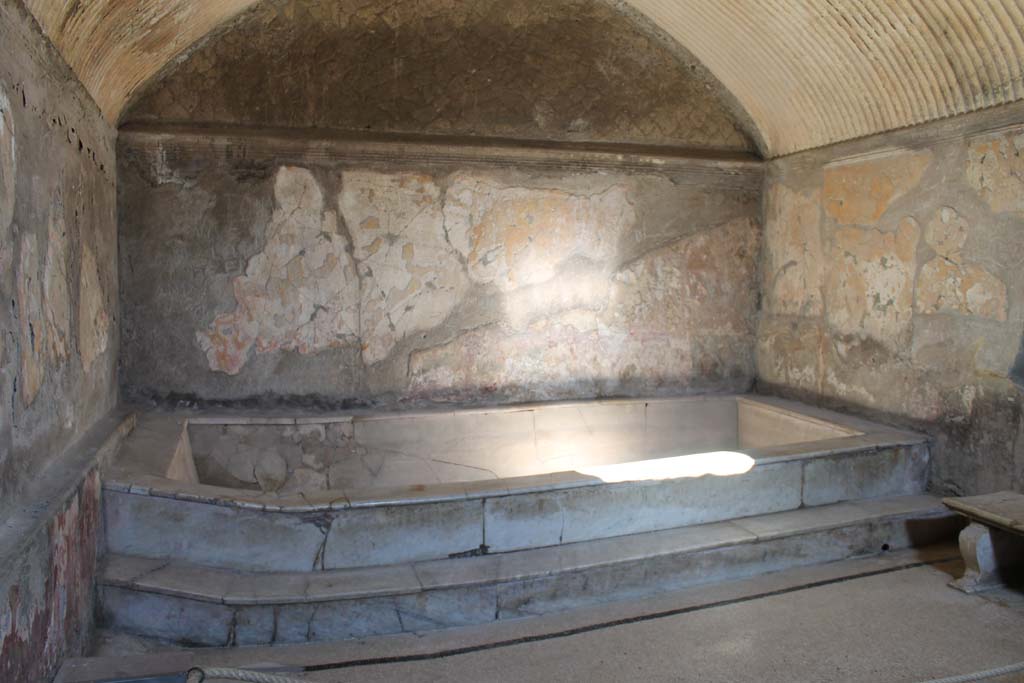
xmin=0 ymin=0 xmax=118 ymax=679
xmin=119 ymin=137 xmax=761 ymax=408
xmin=120 ymin=0 xmax=752 ymax=152
xmin=758 ymin=106 xmax=1024 ymax=497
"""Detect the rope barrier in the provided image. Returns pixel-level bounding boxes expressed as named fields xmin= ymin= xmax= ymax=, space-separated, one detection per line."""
xmin=186 ymin=667 xmax=314 ymax=683
xmin=915 ymin=661 xmax=1024 ymax=683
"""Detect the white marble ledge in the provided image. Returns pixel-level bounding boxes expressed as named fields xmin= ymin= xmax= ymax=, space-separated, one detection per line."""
xmin=187 ymin=415 xmax=355 ymax=426
xmin=745 ymin=431 xmax=928 ymax=465
xmin=102 ymin=433 xmax=926 ymax=514
xmin=733 ymin=495 xmax=950 ymax=540
xmin=944 ymin=491 xmax=1024 ymax=534
xmin=747 ymin=395 xmax=925 ymax=441
xmin=102 ymin=468 xmax=613 ymax=512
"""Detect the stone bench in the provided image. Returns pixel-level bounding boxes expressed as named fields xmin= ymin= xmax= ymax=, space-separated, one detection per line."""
xmin=943 ymin=492 xmax=1024 ymax=593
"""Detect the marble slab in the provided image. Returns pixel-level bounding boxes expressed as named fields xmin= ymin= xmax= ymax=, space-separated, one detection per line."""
xmin=484 ymin=460 xmax=801 ymax=552
xmin=944 ymin=491 xmax=1024 ymax=534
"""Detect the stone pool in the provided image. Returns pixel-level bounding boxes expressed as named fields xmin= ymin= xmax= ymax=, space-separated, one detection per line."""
xmin=102 ymin=395 xmax=930 ymax=572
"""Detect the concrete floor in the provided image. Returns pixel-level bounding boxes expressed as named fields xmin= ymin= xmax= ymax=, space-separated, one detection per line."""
xmin=300 ymin=561 xmax=1024 ymax=683
xmin=64 ymin=545 xmax=1024 ymax=683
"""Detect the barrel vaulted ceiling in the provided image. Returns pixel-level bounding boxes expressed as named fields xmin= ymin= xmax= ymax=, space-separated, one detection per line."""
xmin=24 ymin=0 xmax=1024 ymax=157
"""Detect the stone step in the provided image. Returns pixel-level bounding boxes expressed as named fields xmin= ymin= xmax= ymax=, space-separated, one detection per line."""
xmin=97 ymin=494 xmax=960 ymax=647
xmin=103 ymin=434 xmax=929 ymax=573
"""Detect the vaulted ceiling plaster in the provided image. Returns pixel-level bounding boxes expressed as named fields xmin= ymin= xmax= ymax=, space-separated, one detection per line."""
xmin=628 ymin=0 xmax=1024 ymax=155
xmin=23 ymin=0 xmax=1024 ymax=157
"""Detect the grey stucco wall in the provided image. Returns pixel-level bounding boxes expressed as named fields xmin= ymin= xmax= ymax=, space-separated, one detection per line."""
xmin=118 ymin=133 xmax=762 ymax=408
xmin=757 ymin=104 xmax=1024 ymax=497
xmin=0 ymin=0 xmax=119 ymax=678
xmin=0 ymin=0 xmax=118 ymax=517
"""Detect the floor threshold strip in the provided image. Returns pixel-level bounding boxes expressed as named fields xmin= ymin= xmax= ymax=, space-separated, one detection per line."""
xmin=300 ymin=555 xmax=960 ymax=673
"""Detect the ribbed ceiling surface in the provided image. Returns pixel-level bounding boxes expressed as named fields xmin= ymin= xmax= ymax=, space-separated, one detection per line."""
xmin=24 ymin=0 xmax=1024 ymax=157
xmin=628 ymin=0 xmax=1024 ymax=155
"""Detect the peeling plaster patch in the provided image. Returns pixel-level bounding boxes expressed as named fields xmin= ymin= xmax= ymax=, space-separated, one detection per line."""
xmin=610 ymin=216 xmax=758 ymax=338
xmin=0 ymin=87 xmax=14 ymax=234
xmin=967 ymin=131 xmax=1024 ymax=213
xmin=16 ymin=234 xmax=45 ymax=406
xmin=198 ymin=166 xmax=359 ymax=374
xmin=825 ymin=216 xmax=919 ymax=350
xmin=0 ymin=470 xmax=101 ymax=682
xmin=444 ymin=174 xmax=636 ymax=292
xmin=924 ymin=206 xmax=969 ymax=259
xmin=410 ymin=217 xmax=758 ymax=399
xmin=823 ymin=151 xmax=932 ymax=225
xmin=44 ymin=207 xmax=71 ymax=363
xmin=409 ymin=312 xmax=635 ymax=400
xmin=764 ymin=184 xmax=823 ymax=316
xmin=150 ymin=146 xmax=194 ymax=187
xmin=756 ymin=316 xmax=824 ymax=394
xmin=339 ymin=172 xmax=467 ymax=365
xmin=916 ymin=208 xmax=1007 ymax=321
xmin=78 ymin=242 xmax=110 ymax=373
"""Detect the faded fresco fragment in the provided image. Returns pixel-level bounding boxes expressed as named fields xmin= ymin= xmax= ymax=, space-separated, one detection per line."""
xmin=967 ymin=131 xmax=1024 ymax=213
xmin=823 ymin=150 xmax=931 ymax=225
xmin=410 ymin=216 xmax=759 ymax=399
xmin=16 ymin=233 xmax=45 ymax=405
xmin=825 ymin=217 xmax=919 ymax=351
xmin=339 ymin=171 xmax=467 ymax=365
xmin=78 ymin=242 xmax=110 ymax=374
xmin=444 ymin=174 xmax=636 ymax=292
xmin=764 ymin=184 xmax=824 ymax=316
xmin=916 ymin=207 xmax=1007 ymax=321
xmin=198 ymin=166 xmax=360 ymax=374
xmin=0 ymin=87 xmax=14 ymax=235
xmin=44 ymin=205 xmax=71 ymax=363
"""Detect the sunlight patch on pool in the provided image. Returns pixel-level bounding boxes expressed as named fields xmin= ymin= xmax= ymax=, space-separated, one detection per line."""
xmin=578 ymin=451 xmax=755 ymax=483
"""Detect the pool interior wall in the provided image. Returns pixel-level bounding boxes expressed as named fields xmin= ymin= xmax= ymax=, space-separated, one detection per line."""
xmin=181 ymin=396 xmax=862 ymax=494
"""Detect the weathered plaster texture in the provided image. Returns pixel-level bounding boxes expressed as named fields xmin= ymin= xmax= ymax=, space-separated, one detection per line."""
xmin=758 ymin=114 xmax=1024 ymax=496
xmin=119 ymin=136 xmax=761 ymax=407
xmin=341 ymin=171 xmax=463 ymax=365
xmin=197 ymin=167 xmax=360 ymax=374
xmin=0 ymin=4 xmax=118 ymax=498
xmin=1 ymin=470 xmax=101 ymax=682
xmin=966 ymin=131 xmax=1024 ymax=214
xmin=121 ymin=0 xmax=751 ymax=151
xmin=0 ymin=0 xmax=119 ymax=678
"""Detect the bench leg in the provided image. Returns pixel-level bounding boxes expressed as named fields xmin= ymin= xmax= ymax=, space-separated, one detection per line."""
xmin=951 ymin=523 xmax=1011 ymax=593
